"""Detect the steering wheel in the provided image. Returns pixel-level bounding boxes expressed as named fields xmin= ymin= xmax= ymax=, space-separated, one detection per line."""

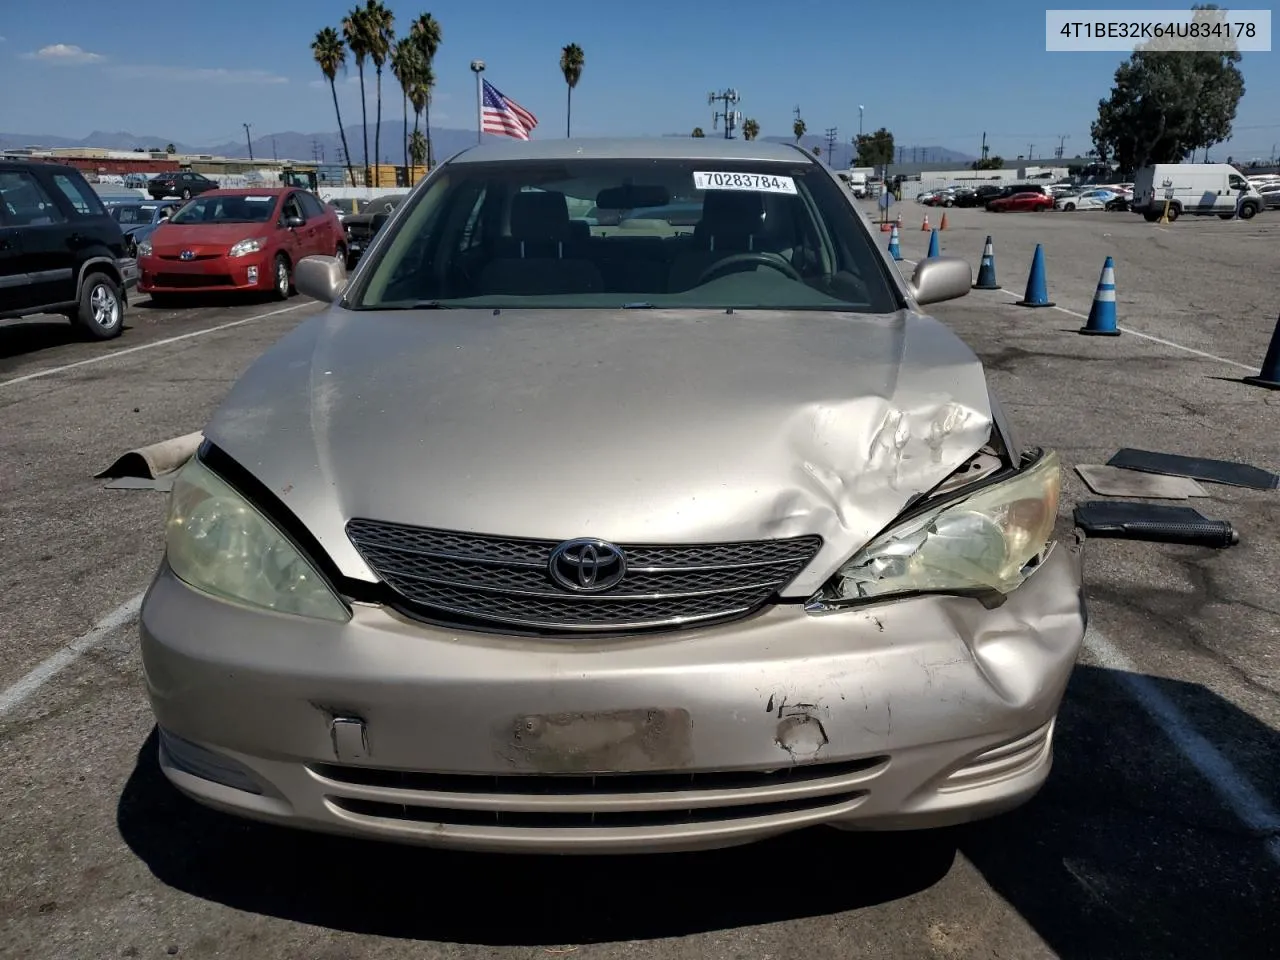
xmin=697 ymin=251 xmax=804 ymax=286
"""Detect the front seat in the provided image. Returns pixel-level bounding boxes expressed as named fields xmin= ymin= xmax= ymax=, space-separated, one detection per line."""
xmin=478 ymin=191 xmax=603 ymax=295
xmin=667 ymin=191 xmax=768 ymax=291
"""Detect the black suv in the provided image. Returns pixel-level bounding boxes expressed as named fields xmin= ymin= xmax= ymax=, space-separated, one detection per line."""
xmin=148 ymin=170 xmax=219 ymax=201
xmin=0 ymin=161 xmax=139 ymax=340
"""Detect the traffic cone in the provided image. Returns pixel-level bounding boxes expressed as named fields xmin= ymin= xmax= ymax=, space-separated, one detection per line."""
xmin=939 ymin=212 xmax=950 ymax=230
xmin=921 ymin=213 xmax=930 ymax=231
xmin=1079 ymin=256 xmax=1120 ymax=336
xmin=1243 ymin=313 xmax=1280 ymax=390
xmin=927 ymin=228 xmax=940 ymax=258
xmin=887 ymin=223 xmax=902 ymax=260
xmin=973 ymin=235 xmax=1000 ymax=289
xmin=1015 ymin=244 xmax=1055 ymax=307
xmin=896 ymin=211 xmax=903 ymax=229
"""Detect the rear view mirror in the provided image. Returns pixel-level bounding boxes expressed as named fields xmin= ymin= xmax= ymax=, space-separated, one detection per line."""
xmin=908 ymin=256 xmax=972 ymax=306
xmin=294 ymin=255 xmax=348 ymax=304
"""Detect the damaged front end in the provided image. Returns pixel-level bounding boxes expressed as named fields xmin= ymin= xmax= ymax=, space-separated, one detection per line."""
xmin=806 ymin=437 xmax=1062 ymax=614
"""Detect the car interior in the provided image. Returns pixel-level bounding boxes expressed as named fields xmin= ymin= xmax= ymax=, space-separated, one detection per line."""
xmin=360 ymin=162 xmax=897 ymax=311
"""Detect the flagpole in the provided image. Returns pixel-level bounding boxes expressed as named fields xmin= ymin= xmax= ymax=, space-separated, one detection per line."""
xmin=470 ymin=60 xmax=485 ymax=144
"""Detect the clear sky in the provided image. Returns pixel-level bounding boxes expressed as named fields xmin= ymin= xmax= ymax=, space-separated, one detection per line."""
xmin=2 ymin=0 xmax=1279 ymax=161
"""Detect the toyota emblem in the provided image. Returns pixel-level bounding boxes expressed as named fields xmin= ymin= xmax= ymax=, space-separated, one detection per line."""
xmin=548 ymin=538 xmax=627 ymax=593
xmin=180 ymin=250 xmax=195 ymax=261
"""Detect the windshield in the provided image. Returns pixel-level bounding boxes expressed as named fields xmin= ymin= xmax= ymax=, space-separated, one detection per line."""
xmin=168 ymin=194 xmax=278 ymax=225
xmin=352 ymin=158 xmax=899 ymax=312
xmin=113 ymin=204 xmax=162 ymax=224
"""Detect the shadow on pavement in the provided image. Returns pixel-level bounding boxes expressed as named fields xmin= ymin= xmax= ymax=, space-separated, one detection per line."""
xmin=0 ymin=317 xmax=90 ymax=360
xmin=117 ymin=665 xmax=1280 ymax=954
xmin=136 ymin=291 xmax=280 ymax=310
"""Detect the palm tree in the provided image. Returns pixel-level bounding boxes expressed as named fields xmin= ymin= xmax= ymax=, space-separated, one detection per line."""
xmin=312 ymin=27 xmax=358 ymax=189
xmin=341 ymin=5 xmax=372 ymax=185
xmin=793 ymin=116 xmax=806 ymax=143
xmin=408 ymin=63 xmax=432 ymax=172
xmin=409 ymin=129 xmax=428 ymax=169
xmin=409 ymin=14 xmax=442 ymax=168
xmin=390 ymin=38 xmax=420 ymax=170
xmin=365 ymin=0 xmax=395 ymax=183
xmin=559 ymin=43 xmax=585 ymax=138
xmin=691 ymin=127 xmax=705 ymax=138
xmin=741 ymin=118 xmax=759 ymax=141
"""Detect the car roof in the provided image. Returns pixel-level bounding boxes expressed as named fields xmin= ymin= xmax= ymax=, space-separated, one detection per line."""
xmin=192 ymin=187 xmax=287 ymax=196
xmin=446 ymin=136 xmax=818 ymax=166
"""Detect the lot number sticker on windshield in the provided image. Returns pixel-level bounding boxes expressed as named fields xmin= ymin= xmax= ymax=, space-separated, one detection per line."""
xmin=693 ymin=171 xmax=797 ymax=194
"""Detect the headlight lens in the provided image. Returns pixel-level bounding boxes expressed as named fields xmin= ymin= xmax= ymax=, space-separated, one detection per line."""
xmin=165 ymin=456 xmax=350 ymax=622
xmin=228 ymin=238 xmax=266 ymax=258
xmin=137 ymin=240 xmax=152 ymax=256
xmin=810 ymin=449 xmax=1061 ymax=607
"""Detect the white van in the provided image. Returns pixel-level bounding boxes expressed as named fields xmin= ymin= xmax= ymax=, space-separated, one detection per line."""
xmin=1131 ymin=163 xmax=1264 ymax=221
xmin=838 ymin=170 xmax=868 ymax=198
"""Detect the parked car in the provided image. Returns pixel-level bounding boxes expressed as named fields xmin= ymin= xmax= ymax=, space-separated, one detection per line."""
xmin=1258 ymin=183 xmax=1280 ymax=210
xmin=1055 ymin=189 xmax=1116 ymax=211
xmin=110 ymin=199 xmax=183 ymax=256
xmin=138 ymin=136 xmax=1085 ymax=855
xmin=148 ymin=170 xmax=220 ymax=201
xmin=340 ymin=193 xmax=407 ymax=269
xmin=987 ymin=191 xmax=1055 ymax=212
xmin=136 ymin=187 xmax=345 ymax=302
xmin=0 ymin=159 xmax=138 ymax=340
xmin=954 ymin=184 xmax=1005 ymax=207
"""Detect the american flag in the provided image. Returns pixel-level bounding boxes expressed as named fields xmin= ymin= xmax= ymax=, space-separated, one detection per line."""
xmin=482 ymin=79 xmax=538 ymax=140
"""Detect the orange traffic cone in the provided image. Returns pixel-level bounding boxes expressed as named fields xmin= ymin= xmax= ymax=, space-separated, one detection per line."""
xmin=939 ymin=212 xmax=950 ymax=230
xmin=921 ymin=213 xmax=931 ymax=231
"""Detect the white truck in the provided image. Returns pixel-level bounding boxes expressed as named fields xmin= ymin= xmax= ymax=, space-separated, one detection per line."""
xmin=837 ymin=170 xmax=869 ymax=198
xmin=1130 ymin=162 xmax=1264 ymax=221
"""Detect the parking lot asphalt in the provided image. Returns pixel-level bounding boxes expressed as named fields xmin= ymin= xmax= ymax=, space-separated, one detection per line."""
xmin=1 ymin=206 xmax=1278 ymax=960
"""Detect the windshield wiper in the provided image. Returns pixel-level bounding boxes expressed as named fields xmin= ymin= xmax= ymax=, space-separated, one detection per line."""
xmin=359 ymin=300 xmax=452 ymax=310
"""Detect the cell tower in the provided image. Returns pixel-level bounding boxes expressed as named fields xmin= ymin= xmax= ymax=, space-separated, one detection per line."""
xmin=709 ymin=88 xmax=742 ymax=139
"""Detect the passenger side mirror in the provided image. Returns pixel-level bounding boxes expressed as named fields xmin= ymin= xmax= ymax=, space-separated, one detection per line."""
xmin=284 ymin=215 xmax=306 ymax=229
xmin=908 ymin=256 xmax=972 ymax=306
xmin=294 ymin=255 xmax=348 ymax=303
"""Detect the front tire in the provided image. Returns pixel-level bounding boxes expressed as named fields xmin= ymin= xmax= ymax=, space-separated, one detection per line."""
xmin=1239 ymin=203 xmax=1258 ymax=220
xmin=76 ymin=272 xmax=124 ymax=341
xmin=1063 ymin=202 xmax=1075 ymax=211
xmin=271 ymin=254 xmax=292 ymax=301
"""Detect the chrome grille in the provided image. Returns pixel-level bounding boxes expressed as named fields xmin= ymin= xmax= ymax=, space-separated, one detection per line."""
xmin=345 ymin=519 xmax=823 ymax=633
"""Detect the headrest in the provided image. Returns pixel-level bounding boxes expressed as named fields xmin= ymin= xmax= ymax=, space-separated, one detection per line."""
xmin=699 ymin=190 xmax=766 ymax=237
xmin=510 ymin=190 xmax=570 ymax=240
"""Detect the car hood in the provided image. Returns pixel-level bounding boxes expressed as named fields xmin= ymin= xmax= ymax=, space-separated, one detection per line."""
xmin=149 ymin=222 xmax=274 ymax=253
xmin=203 ymin=307 xmax=996 ymax=595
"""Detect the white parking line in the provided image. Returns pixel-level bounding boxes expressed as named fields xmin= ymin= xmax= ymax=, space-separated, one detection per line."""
xmin=0 ymin=302 xmax=310 ymax=389
xmin=898 ymin=254 xmax=1256 ymax=372
xmin=0 ymin=592 xmax=144 ymax=718
xmin=1085 ymin=627 xmax=1280 ymax=867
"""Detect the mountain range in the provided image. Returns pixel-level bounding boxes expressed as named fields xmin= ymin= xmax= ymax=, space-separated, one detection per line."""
xmin=0 ymin=125 xmax=976 ymax=169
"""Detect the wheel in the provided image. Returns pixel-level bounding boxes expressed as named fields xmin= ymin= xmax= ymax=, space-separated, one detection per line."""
xmin=1239 ymin=203 xmax=1258 ymax=220
xmin=1063 ymin=202 xmax=1075 ymax=211
xmin=75 ymin=272 xmax=124 ymax=340
xmin=271 ymin=254 xmax=292 ymax=301
xmin=1166 ymin=206 xmax=1180 ymax=222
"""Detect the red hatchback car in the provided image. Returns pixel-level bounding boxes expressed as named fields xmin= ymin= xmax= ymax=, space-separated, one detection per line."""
xmin=137 ymin=188 xmax=345 ymax=301
xmin=985 ymin=191 xmax=1055 ymax=213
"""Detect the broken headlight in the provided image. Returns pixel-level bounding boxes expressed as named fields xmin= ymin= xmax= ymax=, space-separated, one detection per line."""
xmin=809 ymin=448 xmax=1060 ymax=608
xmin=165 ymin=456 xmax=350 ymax=622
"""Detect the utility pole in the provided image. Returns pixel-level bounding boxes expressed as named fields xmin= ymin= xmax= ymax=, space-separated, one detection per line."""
xmin=1028 ymin=143 xmax=1034 ymax=163
xmin=272 ymin=137 xmax=278 ymax=162
xmin=708 ymin=89 xmax=742 ymax=139
xmin=824 ymin=126 xmax=837 ymax=166
xmin=1055 ymin=134 xmax=1069 ymax=159
xmin=858 ymin=105 xmax=864 ymax=139
xmin=243 ymin=123 xmax=254 ymax=162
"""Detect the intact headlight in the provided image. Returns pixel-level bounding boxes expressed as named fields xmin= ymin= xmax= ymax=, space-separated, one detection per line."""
xmin=228 ymin=238 xmax=266 ymax=258
xmin=165 ymin=456 xmax=350 ymax=622
xmin=809 ymin=449 xmax=1061 ymax=609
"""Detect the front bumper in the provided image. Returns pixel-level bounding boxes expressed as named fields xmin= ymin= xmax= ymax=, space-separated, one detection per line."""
xmin=138 ymin=255 xmax=273 ymax=294
xmin=139 ymin=538 xmax=1086 ymax=854
xmin=117 ymin=257 xmax=140 ymax=291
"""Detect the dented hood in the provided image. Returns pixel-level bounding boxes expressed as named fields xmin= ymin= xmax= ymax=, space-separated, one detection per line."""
xmin=204 ymin=307 xmax=994 ymax=595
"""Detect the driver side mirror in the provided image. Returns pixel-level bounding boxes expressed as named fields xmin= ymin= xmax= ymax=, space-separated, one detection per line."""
xmin=284 ymin=215 xmax=306 ymax=229
xmin=908 ymin=256 xmax=972 ymax=306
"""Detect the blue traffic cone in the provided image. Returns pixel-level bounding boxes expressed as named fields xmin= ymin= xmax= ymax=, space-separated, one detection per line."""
xmin=1079 ymin=256 xmax=1120 ymax=336
xmin=927 ymin=228 xmax=940 ymax=258
xmin=973 ymin=235 xmax=1000 ymax=289
xmin=887 ymin=223 xmax=902 ymax=260
xmin=1243 ymin=313 xmax=1280 ymax=390
xmin=1015 ymin=243 xmax=1055 ymax=308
